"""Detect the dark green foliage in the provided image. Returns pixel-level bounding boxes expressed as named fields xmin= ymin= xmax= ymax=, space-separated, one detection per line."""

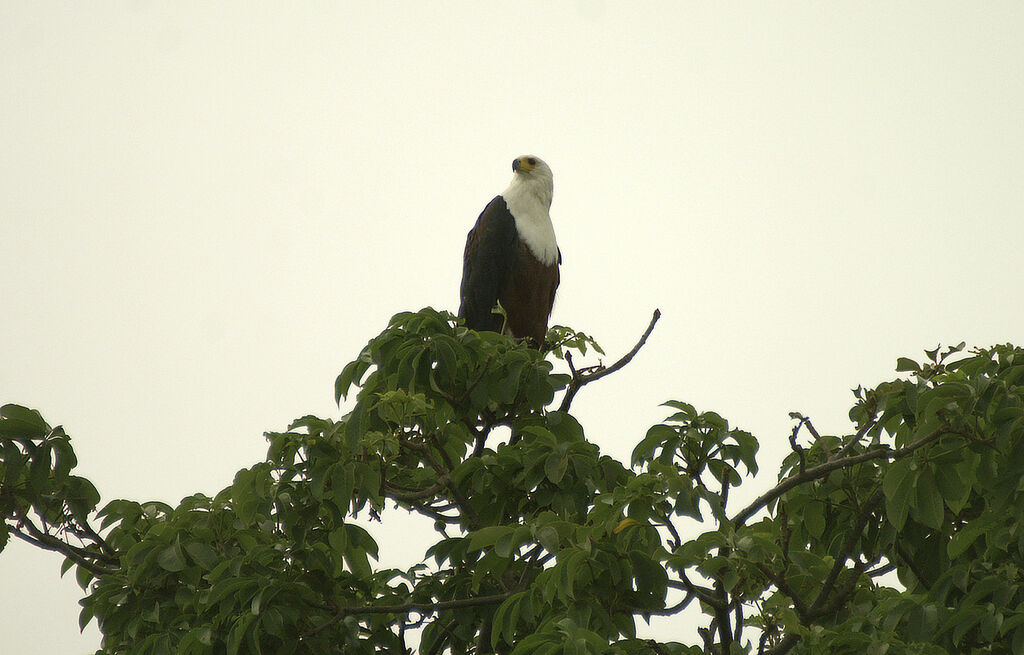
xmin=3 ymin=310 xmax=1024 ymax=654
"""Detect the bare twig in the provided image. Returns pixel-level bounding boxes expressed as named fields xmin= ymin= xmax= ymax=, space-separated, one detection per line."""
xmin=558 ymin=309 xmax=660 ymax=413
xmin=788 ymin=419 xmax=807 ymax=475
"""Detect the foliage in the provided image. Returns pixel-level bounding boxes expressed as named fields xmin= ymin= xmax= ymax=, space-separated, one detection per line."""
xmin=3 ymin=309 xmax=1024 ymax=654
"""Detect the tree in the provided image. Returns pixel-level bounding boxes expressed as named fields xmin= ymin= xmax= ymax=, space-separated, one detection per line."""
xmin=2 ymin=308 xmax=1024 ymax=654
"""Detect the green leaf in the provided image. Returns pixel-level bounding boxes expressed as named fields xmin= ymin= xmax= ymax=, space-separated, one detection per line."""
xmin=630 ymin=550 xmax=668 ymax=605
xmin=226 ymin=613 xmax=256 ymax=655
xmin=75 ymin=564 xmax=94 ymax=590
xmin=335 ymin=356 xmax=371 ymax=404
xmin=883 ymin=459 xmax=916 ymax=530
xmin=495 ymin=527 xmax=529 ymax=559
xmin=78 ymin=603 xmax=95 ymax=632
xmin=803 ymin=500 xmax=825 ymax=539
xmin=491 ymin=592 xmax=524 ymax=650
xmin=185 ymin=542 xmax=222 ymax=570
xmin=915 ymin=467 xmax=945 ymax=530
xmin=935 ymin=459 xmax=970 ymax=514
xmin=329 ymin=526 xmax=348 ymax=557
xmin=28 ymin=442 xmax=52 ymax=494
xmin=536 ymin=525 xmax=559 ymax=553
xmin=632 ymin=424 xmax=678 ymax=466
xmin=948 ymin=516 xmax=990 ymax=559
xmin=896 ymin=357 xmax=921 ymax=373
xmin=468 ymin=526 xmax=511 ymax=552
xmin=157 ymin=539 xmax=187 ymax=572
xmin=0 ymin=404 xmax=50 ymax=438
xmin=2 ymin=439 xmax=26 ymax=485
xmin=545 ymin=451 xmax=568 ymax=484
xmin=262 ymin=608 xmax=284 ymax=638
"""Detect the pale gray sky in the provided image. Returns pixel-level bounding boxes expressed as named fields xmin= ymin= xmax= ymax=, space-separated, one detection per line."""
xmin=2 ymin=3 xmax=1023 ymax=652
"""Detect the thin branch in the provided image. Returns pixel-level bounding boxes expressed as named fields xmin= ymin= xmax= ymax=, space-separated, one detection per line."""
xmin=669 ymin=575 xmax=723 ymax=611
xmin=558 ymin=309 xmax=660 ymax=413
xmin=9 ymin=525 xmax=118 ymax=576
xmin=755 ymin=563 xmax=809 ymax=621
xmin=763 ymin=633 xmax=800 ymax=655
xmin=808 ymin=488 xmax=883 ymax=616
xmin=303 ymin=592 xmax=511 ymax=638
xmin=894 ymin=540 xmax=932 ymax=588
xmin=866 ymin=561 xmax=896 ymax=577
xmin=642 ymin=640 xmax=677 ymax=655
xmin=833 ymin=418 xmax=877 ymax=461
xmin=812 ymin=557 xmax=871 ymax=619
xmin=420 ymin=437 xmax=482 ymax=530
xmin=788 ymin=419 xmax=807 ymax=475
xmin=384 ymin=480 xmax=447 ymax=501
xmin=631 ymin=593 xmax=694 ymax=617
xmin=402 ymin=500 xmax=462 ymax=525
xmin=660 ymin=516 xmax=683 ymax=551
xmin=66 ymin=519 xmax=117 ymax=558
xmin=731 ymin=424 xmax=948 ymax=527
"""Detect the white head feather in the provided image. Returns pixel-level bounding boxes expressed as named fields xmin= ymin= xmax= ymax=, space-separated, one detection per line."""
xmin=502 ymin=155 xmax=558 ymax=266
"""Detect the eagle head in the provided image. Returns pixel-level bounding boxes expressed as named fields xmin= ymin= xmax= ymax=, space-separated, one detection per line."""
xmin=510 ymin=155 xmax=553 ymax=203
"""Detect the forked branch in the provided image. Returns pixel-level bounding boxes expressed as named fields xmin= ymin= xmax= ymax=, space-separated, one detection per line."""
xmin=558 ymin=309 xmax=661 ymax=413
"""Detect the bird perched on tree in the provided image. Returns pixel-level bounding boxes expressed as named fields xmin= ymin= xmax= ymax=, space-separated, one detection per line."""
xmin=458 ymin=155 xmax=560 ymax=346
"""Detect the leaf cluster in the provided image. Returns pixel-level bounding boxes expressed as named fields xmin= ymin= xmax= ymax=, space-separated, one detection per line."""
xmin=4 ymin=312 xmax=1024 ymax=655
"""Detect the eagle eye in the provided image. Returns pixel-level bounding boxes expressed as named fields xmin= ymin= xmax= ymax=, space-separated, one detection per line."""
xmin=527 ymin=157 xmax=537 ymax=166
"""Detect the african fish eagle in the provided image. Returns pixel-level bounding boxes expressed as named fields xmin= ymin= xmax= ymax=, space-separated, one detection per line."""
xmin=458 ymin=155 xmax=560 ymax=346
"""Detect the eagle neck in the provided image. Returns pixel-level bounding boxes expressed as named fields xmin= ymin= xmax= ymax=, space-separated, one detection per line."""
xmin=502 ymin=177 xmax=558 ymax=266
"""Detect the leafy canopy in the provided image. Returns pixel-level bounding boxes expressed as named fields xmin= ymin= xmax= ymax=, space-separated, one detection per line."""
xmin=2 ymin=309 xmax=1024 ymax=655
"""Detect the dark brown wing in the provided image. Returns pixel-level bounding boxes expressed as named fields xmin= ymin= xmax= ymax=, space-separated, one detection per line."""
xmin=458 ymin=196 xmax=518 ymax=333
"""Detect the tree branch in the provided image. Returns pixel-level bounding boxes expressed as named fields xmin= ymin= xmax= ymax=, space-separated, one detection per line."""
xmin=303 ymin=592 xmax=511 ymax=638
xmin=763 ymin=633 xmax=800 ymax=655
xmin=756 ymin=563 xmax=810 ymax=621
xmin=808 ymin=488 xmax=883 ymax=617
xmin=731 ymin=424 xmax=948 ymax=527
xmin=558 ymin=309 xmax=660 ymax=413
xmin=383 ymin=480 xmax=447 ymax=501
xmin=669 ymin=575 xmax=724 ymax=611
xmin=9 ymin=522 xmax=118 ymax=576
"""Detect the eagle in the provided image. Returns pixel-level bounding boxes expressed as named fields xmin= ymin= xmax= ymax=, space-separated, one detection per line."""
xmin=459 ymin=155 xmax=560 ymax=346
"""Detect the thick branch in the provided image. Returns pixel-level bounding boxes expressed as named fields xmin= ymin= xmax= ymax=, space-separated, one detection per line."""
xmin=558 ymin=309 xmax=660 ymax=413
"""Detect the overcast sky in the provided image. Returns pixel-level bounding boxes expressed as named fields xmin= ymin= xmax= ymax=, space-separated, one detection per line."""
xmin=2 ymin=3 xmax=1023 ymax=652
